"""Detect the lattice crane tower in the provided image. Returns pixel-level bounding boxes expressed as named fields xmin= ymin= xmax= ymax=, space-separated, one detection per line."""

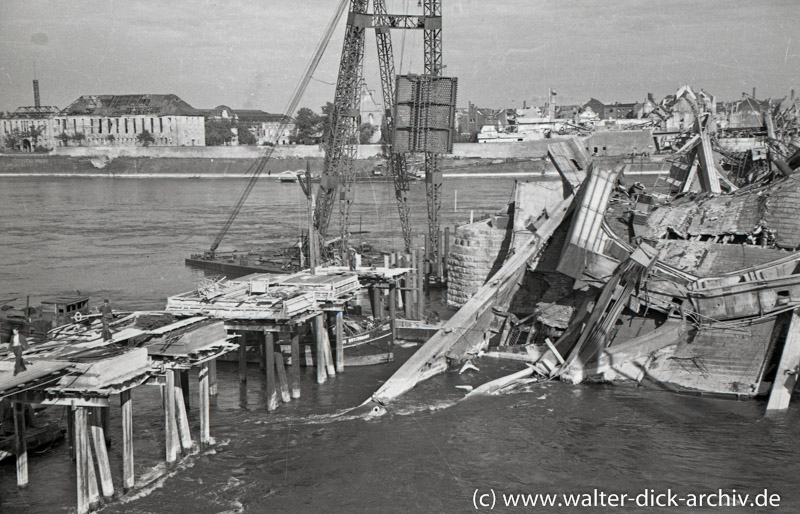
xmin=314 ymin=0 xmax=457 ymax=277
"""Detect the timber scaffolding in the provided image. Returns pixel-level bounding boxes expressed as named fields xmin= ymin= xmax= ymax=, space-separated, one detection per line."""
xmin=0 ymin=266 xmax=422 ymax=513
xmin=364 ymin=118 xmax=800 ymax=416
xmin=165 ymin=266 xmax=412 ymax=399
xmin=0 ymin=313 xmax=237 ymax=513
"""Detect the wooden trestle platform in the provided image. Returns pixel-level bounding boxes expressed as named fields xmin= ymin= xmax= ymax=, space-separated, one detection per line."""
xmin=0 ymin=314 xmax=236 ymax=514
xmin=1 ymin=265 xmax=411 ymax=513
xmin=166 ymin=266 xmax=411 ymax=408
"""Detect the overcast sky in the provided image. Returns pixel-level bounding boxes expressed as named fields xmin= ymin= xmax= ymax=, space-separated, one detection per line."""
xmin=1 ymin=0 xmax=798 ymax=114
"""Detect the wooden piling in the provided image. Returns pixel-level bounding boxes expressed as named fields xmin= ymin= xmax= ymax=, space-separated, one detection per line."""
xmin=120 ymin=390 xmax=134 ymax=491
xmin=13 ymin=402 xmax=28 ymax=488
xmin=238 ymin=333 xmax=247 ymax=382
xmin=335 ymin=311 xmax=344 ymax=373
xmin=265 ymin=331 xmax=279 ymax=411
xmin=370 ymin=286 xmax=383 ymax=320
xmin=275 ymin=348 xmax=291 ymax=403
xmin=290 ymin=332 xmax=301 ymax=399
xmin=259 ymin=337 xmax=267 ymax=371
xmin=389 ymin=281 xmax=397 ymax=344
xmin=384 ymin=254 xmax=390 ymax=268
xmin=767 ymin=310 xmax=800 ymax=411
xmin=164 ymin=371 xmax=178 ymax=464
xmin=89 ymin=407 xmax=114 ymax=498
xmin=75 ymin=407 xmax=89 ymax=514
xmin=314 ymin=314 xmax=327 ymax=384
xmin=67 ymin=406 xmax=76 ymax=462
xmin=304 ymin=345 xmax=314 ymax=368
xmin=174 ymin=385 xmax=193 ymax=452
xmin=180 ymin=370 xmax=190 ymax=411
xmin=198 ymin=363 xmax=211 ymax=445
xmin=208 ymin=359 xmax=218 ymax=396
xmin=322 ymin=316 xmax=336 ymax=377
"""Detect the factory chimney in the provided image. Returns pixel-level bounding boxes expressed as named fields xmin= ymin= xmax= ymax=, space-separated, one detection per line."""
xmin=752 ymin=87 xmax=756 ymax=100
xmin=33 ymin=79 xmax=41 ymax=107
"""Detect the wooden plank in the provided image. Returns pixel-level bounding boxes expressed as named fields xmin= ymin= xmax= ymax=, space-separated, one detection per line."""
xmin=767 ymin=310 xmax=800 ymax=411
xmin=164 ymin=371 xmax=178 ymax=464
xmin=13 ymin=402 xmax=28 ymax=487
xmin=275 ymin=348 xmax=291 ymax=403
xmin=90 ymin=407 xmax=114 ymax=498
xmin=372 ymin=193 xmax=575 ymax=405
xmin=314 ymin=315 xmax=327 ymax=384
xmin=238 ymin=333 xmax=247 ymax=382
xmin=120 ymin=390 xmax=134 ymax=491
xmin=208 ymin=359 xmax=217 ymax=396
xmin=322 ymin=317 xmax=336 ymax=378
xmin=290 ymin=333 xmax=301 ymax=399
xmin=335 ymin=312 xmax=344 ymax=373
xmin=180 ymin=370 xmax=190 ymax=411
xmin=198 ymin=364 xmax=211 ymax=445
xmin=173 ymin=386 xmax=193 ymax=452
xmin=75 ymin=407 xmax=89 ymax=514
xmin=266 ymin=331 xmax=278 ymax=411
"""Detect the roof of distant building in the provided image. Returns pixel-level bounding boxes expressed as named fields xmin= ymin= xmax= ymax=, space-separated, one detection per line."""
xmin=201 ymin=105 xmax=291 ymax=123
xmin=61 ymin=94 xmax=201 ymax=116
xmin=12 ymin=106 xmax=61 ymax=118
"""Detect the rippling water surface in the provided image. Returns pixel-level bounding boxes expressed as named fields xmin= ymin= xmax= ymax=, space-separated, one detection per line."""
xmin=1 ymin=176 xmax=798 ymax=513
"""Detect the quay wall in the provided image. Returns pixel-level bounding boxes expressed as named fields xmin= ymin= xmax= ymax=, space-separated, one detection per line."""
xmin=0 ymin=132 xmax=652 ymax=176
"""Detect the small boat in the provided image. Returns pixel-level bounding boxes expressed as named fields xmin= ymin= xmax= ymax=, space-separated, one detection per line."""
xmin=1 ymin=296 xmax=91 ymax=344
xmin=277 ymin=170 xmax=298 ymax=183
xmin=0 ymin=422 xmax=65 ymax=462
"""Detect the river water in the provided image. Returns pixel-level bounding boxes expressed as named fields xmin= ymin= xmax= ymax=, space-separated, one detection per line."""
xmin=1 ymin=176 xmax=798 ymax=513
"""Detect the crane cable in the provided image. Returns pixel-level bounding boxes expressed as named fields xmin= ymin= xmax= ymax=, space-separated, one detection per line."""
xmin=210 ymin=0 xmax=351 ymax=252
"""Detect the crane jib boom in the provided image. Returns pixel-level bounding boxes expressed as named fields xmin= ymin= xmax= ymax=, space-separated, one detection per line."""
xmin=209 ymin=0 xmax=350 ymax=253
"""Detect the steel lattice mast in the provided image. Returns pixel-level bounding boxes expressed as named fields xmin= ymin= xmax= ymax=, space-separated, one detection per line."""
xmin=315 ymin=0 xmax=453 ymax=275
xmin=422 ymin=0 xmax=444 ymax=278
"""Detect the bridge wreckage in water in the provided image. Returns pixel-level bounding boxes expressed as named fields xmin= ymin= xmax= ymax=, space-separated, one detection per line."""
xmin=368 ymin=111 xmax=800 ymax=413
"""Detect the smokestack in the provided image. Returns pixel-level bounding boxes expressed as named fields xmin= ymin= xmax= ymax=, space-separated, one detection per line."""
xmin=752 ymin=87 xmax=756 ymax=100
xmin=792 ymin=89 xmax=795 ymax=101
xmin=33 ymin=79 xmax=40 ymax=108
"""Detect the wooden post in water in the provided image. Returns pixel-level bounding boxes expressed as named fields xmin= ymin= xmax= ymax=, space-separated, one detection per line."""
xmin=67 ymin=406 xmax=75 ymax=462
xmin=259 ymin=337 xmax=267 ymax=371
xmin=314 ymin=314 xmax=327 ymax=384
xmin=335 ymin=311 xmax=344 ymax=373
xmin=198 ymin=363 xmax=211 ymax=446
xmin=290 ymin=332 xmax=301 ymax=399
xmin=164 ymin=371 xmax=178 ymax=465
xmin=180 ymin=370 xmax=190 ymax=411
xmin=120 ymin=389 xmax=134 ymax=492
xmin=13 ymin=402 xmax=28 ymax=487
xmin=371 ymin=286 xmax=384 ymax=321
xmin=238 ymin=332 xmax=248 ymax=382
xmin=208 ymin=359 xmax=218 ymax=396
xmin=767 ymin=310 xmax=800 ymax=412
xmin=89 ymin=407 xmax=114 ymax=499
xmin=304 ymin=345 xmax=314 ymax=367
xmin=75 ymin=407 xmax=89 ymax=514
xmin=265 ymin=330 xmax=278 ymax=411
xmin=384 ymin=254 xmax=390 ymax=268
xmin=389 ymin=280 xmax=397 ymax=344
xmin=275 ymin=344 xmax=291 ymax=403
xmin=174 ymin=386 xmax=193 ymax=452
xmin=322 ymin=314 xmax=336 ymax=377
